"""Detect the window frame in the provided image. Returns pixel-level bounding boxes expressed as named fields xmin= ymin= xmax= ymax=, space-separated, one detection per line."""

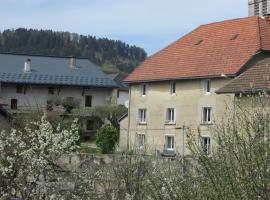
xmin=16 ymin=85 xmax=24 ymax=94
xmin=202 ymin=107 xmax=212 ymax=124
xmin=141 ymin=84 xmax=147 ymax=96
xmin=170 ymin=81 xmax=176 ymax=95
xmin=48 ymin=86 xmax=55 ymax=95
xmin=137 ymin=133 xmax=145 ymax=148
xmin=10 ymin=98 xmax=18 ymax=110
xmin=203 ymin=79 xmax=211 ymax=95
xmin=201 ymin=136 xmax=211 ymax=155
xmin=85 ymin=95 xmax=92 ymax=107
xmin=165 ymin=108 xmax=176 ymax=124
xmin=138 ymin=108 xmax=147 ymax=124
xmin=165 ymin=135 xmax=175 ymax=151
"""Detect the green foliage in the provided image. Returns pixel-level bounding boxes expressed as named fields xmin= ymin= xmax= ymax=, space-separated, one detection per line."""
xmin=62 ymin=97 xmax=79 ymax=113
xmin=96 ymin=124 xmax=118 ymax=153
xmin=80 ymin=146 xmax=97 ymax=154
xmin=73 ymin=105 xmax=128 ymax=131
xmin=0 ymin=28 xmax=147 ymax=74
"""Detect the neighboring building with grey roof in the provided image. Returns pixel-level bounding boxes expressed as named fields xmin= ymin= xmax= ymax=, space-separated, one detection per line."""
xmin=0 ymin=53 xmax=118 ymax=136
xmin=109 ymin=72 xmax=129 ymax=106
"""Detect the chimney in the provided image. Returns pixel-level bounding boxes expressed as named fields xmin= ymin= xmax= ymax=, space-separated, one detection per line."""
xmin=24 ymin=58 xmax=31 ymax=72
xmin=70 ymin=57 xmax=76 ymax=69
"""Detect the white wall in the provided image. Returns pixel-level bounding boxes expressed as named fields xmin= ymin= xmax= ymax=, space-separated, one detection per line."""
xmin=117 ymin=90 xmax=129 ymax=106
xmin=0 ymin=83 xmax=113 ymax=112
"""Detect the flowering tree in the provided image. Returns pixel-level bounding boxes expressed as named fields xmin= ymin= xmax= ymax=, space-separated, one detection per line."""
xmin=0 ymin=115 xmax=80 ymax=199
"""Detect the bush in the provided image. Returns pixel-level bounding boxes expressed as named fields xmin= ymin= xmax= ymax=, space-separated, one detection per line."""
xmin=96 ymin=124 xmax=118 ymax=153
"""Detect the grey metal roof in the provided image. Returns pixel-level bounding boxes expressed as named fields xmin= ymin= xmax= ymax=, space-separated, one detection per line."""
xmin=109 ymin=72 xmax=129 ymax=91
xmin=0 ymin=53 xmax=117 ymax=88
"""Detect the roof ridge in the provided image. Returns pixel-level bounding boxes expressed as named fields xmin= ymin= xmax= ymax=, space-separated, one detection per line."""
xmin=200 ymin=16 xmax=259 ymax=27
xmin=0 ymin=52 xmax=89 ymax=60
xmin=125 ymin=16 xmax=265 ymax=83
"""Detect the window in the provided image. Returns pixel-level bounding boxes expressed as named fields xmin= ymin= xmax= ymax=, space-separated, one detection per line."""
xmin=48 ymin=86 xmax=55 ymax=95
xmin=203 ymin=79 xmax=211 ymax=94
xmin=263 ymin=0 xmax=268 ymax=15
xmin=11 ymin=99 xmax=17 ymax=110
xmin=138 ymin=109 xmax=146 ymax=124
xmin=137 ymin=134 xmax=145 ymax=148
xmin=165 ymin=136 xmax=174 ymax=150
xmin=86 ymin=120 xmax=94 ymax=131
xmin=202 ymin=107 xmax=212 ymax=124
xmin=195 ymin=39 xmax=203 ymax=45
xmin=141 ymin=84 xmax=146 ymax=96
xmin=166 ymin=108 xmax=176 ymax=124
xmin=46 ymin=100 xmax=53 ymax=111
xmin=254 ymin=1 xmax=259 ymax=15
xmin=230 ymin=34 xmax=239 ymax=40
xmin=85 ymin=96 xmax=92 ymax=107
xmin=16 ymin=85 xmax=23 ymax=94
xmin=201 ymin=136 xmax=211 ymax=155
xmin=170 ymin=81 xmax=176 ymax=94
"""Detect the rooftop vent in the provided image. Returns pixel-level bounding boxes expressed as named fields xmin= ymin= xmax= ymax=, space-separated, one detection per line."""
xmin=230 ymin=34 xmax=239 ymax=40
xmin=195 ymin=40 xmax=203 ymax=45
xmin=24 ymin=59 xmax=31 ymax=72
xmin=70 ymin=57 xmax=76 ymax=69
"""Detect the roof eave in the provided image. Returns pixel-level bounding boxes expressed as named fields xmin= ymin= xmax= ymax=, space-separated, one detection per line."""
xmin=216 ymin=88 xmax=270 ymax=94
xmin=124 ymin=74 xmax=235 ymax=84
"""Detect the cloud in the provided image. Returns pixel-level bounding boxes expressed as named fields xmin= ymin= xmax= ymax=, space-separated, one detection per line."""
xmin=0 ymin=0 xmax=248 ymax=54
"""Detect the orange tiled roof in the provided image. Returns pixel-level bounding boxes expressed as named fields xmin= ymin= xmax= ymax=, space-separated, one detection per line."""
xmin=125 ymin=16 xmax=270 ymax=83
xmin=216 ymin=58 xmax=270 ymax=94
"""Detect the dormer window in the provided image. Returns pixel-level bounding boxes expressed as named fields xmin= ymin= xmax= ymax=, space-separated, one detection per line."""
xmin=230 ymin=34 xmax=239 ymax=40
xmin=141 ymin=84 xmax=146 ymax=96
xmin=195 ymin=39 xmax=203 ymax=45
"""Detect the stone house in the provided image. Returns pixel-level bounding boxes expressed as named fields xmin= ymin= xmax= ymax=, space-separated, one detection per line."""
xmin=119 ymin=16 xmax=270 ymax=156
xmin=0 ymin=53 xmax=118 ymax=136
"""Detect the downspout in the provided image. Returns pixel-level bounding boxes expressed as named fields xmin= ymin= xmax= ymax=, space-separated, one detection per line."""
xmin=233 ymin=94 xmax=236 ymax=133
xmin=127 ymin=86 xmax=132 ymax=151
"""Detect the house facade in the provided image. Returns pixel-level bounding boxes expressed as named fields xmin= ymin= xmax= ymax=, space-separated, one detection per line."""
xmin=0 ymin=53 xmax=117 ymax=135
xmin=119 ymin=16 xmax=270 ymax=156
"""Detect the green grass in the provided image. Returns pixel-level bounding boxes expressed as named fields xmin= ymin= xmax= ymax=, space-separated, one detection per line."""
xmin=80 ymin=146 xmax=97 ymax=154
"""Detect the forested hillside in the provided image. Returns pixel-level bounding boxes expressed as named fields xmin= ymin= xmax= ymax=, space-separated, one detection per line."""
xmin=0 ymin=28 xmax=147 ymax=74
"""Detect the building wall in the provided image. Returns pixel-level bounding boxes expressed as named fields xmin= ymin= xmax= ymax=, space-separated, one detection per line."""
xmin=249 ymin=0 xmax=270 ymax=16
xmin=0 ymin=83 xmax=113 ymax=112
xmin=119 ymin=78 xmax=234 ymax=155
xmin=117 ymin=90 xmax=129 ymax=106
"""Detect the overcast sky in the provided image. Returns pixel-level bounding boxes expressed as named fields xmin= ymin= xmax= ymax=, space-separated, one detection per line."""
xmin=0 ymin=0 xmax=247 ymax=55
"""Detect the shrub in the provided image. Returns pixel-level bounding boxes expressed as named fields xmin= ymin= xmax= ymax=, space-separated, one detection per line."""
xmin=62 ymin=97 xmax=79 ymax=113
xmin=96 ymin=124 xmax=118 ymax=153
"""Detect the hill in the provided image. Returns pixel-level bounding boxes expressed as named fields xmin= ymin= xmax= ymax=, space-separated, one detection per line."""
xmin=0 ymin=28 xmax=147 ymax=74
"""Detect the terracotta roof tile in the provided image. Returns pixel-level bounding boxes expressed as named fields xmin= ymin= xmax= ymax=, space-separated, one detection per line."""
xmin=125 ymin=16 xmax=270 ymax=83
xmin=216 ymin=58 xmax=270 ymax=94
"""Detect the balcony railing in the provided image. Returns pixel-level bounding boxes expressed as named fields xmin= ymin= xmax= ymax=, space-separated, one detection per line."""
xmin=161 ymin=148 xmax=176 ymax=157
